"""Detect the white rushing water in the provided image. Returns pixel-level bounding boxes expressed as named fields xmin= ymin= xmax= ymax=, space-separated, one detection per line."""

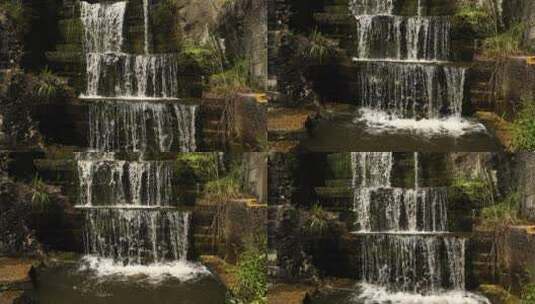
xmin=143 ymin=0 xmax=150 ymax=54
xmin=354 ymin=284 xmax=491 ymax=304
xmin=354 ymin=108 xmax=487 ymax=136
xmin=80 ymin=255 xmax=209 ymax=282
xmin=84 ymin=53 xmax=181 ymax=98
xmin=351 ymin=63 xmax=466 ymax=120
xmin=353 ymin=15 xmax=451 ymax=61
xmin=347 ymin=0 xmax=488 ymax=137
xmin=83 ymin=209 xmax=190 ymax=264
xmin=349 ymin=0 xmax=394 ymax=15
xmin=349 ymin=153 xmax=489 ymax=302
xmin=79 ymin=1 xmax=197 ymax=152
xmin=77 ymin=159 xmax=173 ymax=206
xmin=80 ymin=1 xmax=126 ymax=53
xmin=88 ymin=101 xmax=197 ymax=152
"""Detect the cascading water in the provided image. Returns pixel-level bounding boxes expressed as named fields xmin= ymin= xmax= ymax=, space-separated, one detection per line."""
xmin=80 ymin=1 xmax=197 ymax=152
xmin=88 ymin=101 xmax=197 ymax=152
xmin=350 ymin=152 xmax=490 ymax=303
xmin=77 ymin=158 xmax=174 ymax=207
xmin=348 ymin=0 xmax=487 ymax=135
xmin=74 ymin=152 xmax=204 ymax=278
xmin=73 ymin=1 xmax=204 ymax=280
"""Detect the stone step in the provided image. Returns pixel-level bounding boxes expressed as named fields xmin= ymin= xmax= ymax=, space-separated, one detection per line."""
xmin=325 ymin=179 xmax=352 ymax=187
xmin=315 ymin=187 xmax=353 ymax=199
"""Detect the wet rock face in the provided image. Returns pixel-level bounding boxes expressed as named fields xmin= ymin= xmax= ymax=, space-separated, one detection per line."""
xmin=0 ymin=11 xmax=21 ymax=69
xmin=0 ymin=179 xmax=40 ymax=257
xmin=268 ymin=205 xmax=318 ymax=282
xmin=0 ymin=71 xmax=41 ymax=148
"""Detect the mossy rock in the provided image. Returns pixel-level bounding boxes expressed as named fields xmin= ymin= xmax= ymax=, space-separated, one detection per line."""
xmin=478 ymin=284 xmax=520 ymax=304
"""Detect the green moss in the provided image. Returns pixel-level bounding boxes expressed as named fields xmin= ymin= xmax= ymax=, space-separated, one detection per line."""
xmin=450 ymin=175 xmax=492 ymax=207
xmin=512 ymin=100 xmax=535 ymax=151
xmin=453 ymin=3 xmax=495 ymax=37
xmin=522 ymin=284 xmax=535 ymax=304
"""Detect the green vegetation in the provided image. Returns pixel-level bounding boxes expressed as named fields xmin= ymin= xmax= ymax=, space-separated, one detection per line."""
xmin=0 ymin=1 xmax=30 ymax=35
xmin=511 ymin=100 xmax=535 ymax=151
xmin=480 ymin=192 xmax=520 ymax=228
xmin=150 ymin=0 xmax=183 ymax=53
xmin=454 ymin=3 xmax=496 ymax=37
xmin=305 ymin=204 xmax=330 ymax=235
xmin=176 ymin=152 xmax=220 ymax=181
xmin=208 ymin=59 xmax=251 ymax=95
xmin=482 ymin=23 xmax=527 ymax=59
xmin=451 ymin=175 xmax=494 ymax=207
xmin=204 ymin=160 xmax=245 ymax=201
xmin=35 ymin=67 xmax=62 ymax=101
xmin=522 ymin=284 xmax=535 ymax=304
xmin=305 ymin=30 xmax=338 ymax=64
xmin=230 ymin=237 xmax=267 ymax=304
xmin=30 ymin=176 xmax=50 ymax=211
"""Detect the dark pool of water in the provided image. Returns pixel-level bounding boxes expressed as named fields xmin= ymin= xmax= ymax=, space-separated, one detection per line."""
xmin=299 ymin=117 xmax=501 ymax=152
xmin=35 ymin=262 xmax=227 ymax=304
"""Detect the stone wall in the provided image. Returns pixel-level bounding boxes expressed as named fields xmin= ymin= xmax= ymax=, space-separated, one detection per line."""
xmin=497 ymin=226 xmax=535 ymax=294
xmin=518 ymin=153 xmax=535 ymax=221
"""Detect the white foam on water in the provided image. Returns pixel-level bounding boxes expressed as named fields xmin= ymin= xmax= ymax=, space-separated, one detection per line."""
xmin=79 ymin=255 xmax=210 ymax=283
xmin=355 ymin=284 xmax=491 ymax=304
xmin=352 ymin=57 xmax=449 ymax=64
xmin=355 ymin=108 xmax=487 ymax=136
xmin=79 ymin=95 xmax=181 ymax=101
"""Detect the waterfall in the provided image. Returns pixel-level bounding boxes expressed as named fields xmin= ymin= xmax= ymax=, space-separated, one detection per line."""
xmin=347 ymin=0 xmax=485 ymax=134
xmin=80 ymin=1 xmax=126 ymax=53
xmin=353 ymin=62 xmax=466 ymax=119
xmin=85 ymin=53 xmax=180 ymax=98
xmin=353 ymin=16 xmax=451 ymax=61
xmin=354 ymin=187 xmax=448 ymax=232
xmin=75 ymin=152 xmax=193 ymax=267
xmin=349 ymin=0 xmax=394 ymax=15
xmin=77 ymin=159 xmax=173 ymax=207
xmin=414 ymin=152 xmax=419 ymax=188
xmin=360 ymin=235 xmax=465 ymax=293
xmin=143 ymin=0 xmax=150 ymax=54
xmin=79 ymin=1 xmax=197 ymax=152
xmin=84 ymin=209 xmax=190 ymax=264
xmin=88 ymin=101 xmax=197 ymax=152
xmin=351 ymin=152 xmax=393 ymax=188
xmin=350 ymin=153 xmax=483 ymax=299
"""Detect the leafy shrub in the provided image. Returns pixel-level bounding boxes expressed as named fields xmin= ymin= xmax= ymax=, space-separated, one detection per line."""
xmin=454 ymin=3 xmax=495 ymax=37
xmin=176 ymin=152 xmax=220 ymax=181
xmin=512 ymin=101 xmax=535 ymax=151
xmin=304 ymin=30 xmax=338 ymax=64
xmin=522 ymin=284 xmax=535 ymax=303
xmin=482 ymin=23 xmax=526 ymax=59
xmin=31 ymin=176 xmax=50 ymax=211
xmin=480 ymin=192 xmax=520 ymax=228
xmin=0 ymin=1 xmax=30 ymax=36
xmin=451 ymin=176 xmax=493 ymax=206
xmin=208 ymin=59 xmax=251 ymax=95
xmin=305 ymin=204 xmax=330 ymax=235
xmin=231 ymin=238 xmax=267 ymax=304
xmin=204 ymin=160 xmax=245 ymax=201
